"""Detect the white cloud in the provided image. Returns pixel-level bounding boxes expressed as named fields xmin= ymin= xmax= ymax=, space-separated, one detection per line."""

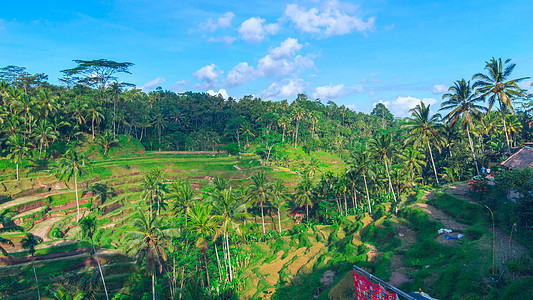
xmin=207 ymin=89 xmax=229 ymax=99
xmin=223 ymin=38 xmax=313 ymax=86
xmin=262 ymin=79 xmax=305 ymax=99
xmin=141 ymin=77 xmax=165 ymax=92
xmin=432 ymin=84 xmax=448 ymax=94
xmin=376 ymin=96 xmax=437 ymax=117
xmin=283 ymin=1 xmax=375 ymax=37
xmin=313 ymin=84 xmax=362 ymax=100
xmin=207 ymin=36 xmax=236 ymax=45
xmin=269 ymin=38 xmax=303 ymax=59
xmin=199 ymin=12 xmax=235 ymax=32
xmin=519 ymin=80 xmax=533 ymax=92
xmin=171 ymin=79 xmax=188 ymax=91
xmin=193 ymin=64 xmax=222 ymax=89
xmin=225 ymin=62 xmax=256 ymax=87
xmin=238 ymin=17 xmax=279 ymax=43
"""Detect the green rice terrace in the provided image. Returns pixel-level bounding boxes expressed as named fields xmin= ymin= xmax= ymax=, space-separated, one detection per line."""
xmin=1 ymin=137 xmax=532 ymax=299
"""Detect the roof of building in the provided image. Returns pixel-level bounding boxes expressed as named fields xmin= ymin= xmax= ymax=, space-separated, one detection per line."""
xmin=501 ymin=147 xmax=533 ymax=169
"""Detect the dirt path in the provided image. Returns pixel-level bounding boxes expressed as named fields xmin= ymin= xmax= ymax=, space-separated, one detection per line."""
xmin=30 ymin=216 xmax=65 ymax=242
xmin=0 ymin=189 xmax=70 ymax=211
xmin=414 ymin=203 xmax=468 ymax=231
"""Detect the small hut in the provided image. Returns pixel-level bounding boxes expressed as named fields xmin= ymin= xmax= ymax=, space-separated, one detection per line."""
xmin=501 ymin=146 xmax=533 ymax=170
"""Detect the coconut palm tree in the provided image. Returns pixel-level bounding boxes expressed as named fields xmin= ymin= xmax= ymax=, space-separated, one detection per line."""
xmin=295 ymin=175 xmax=315 ymax=223
xmin=347 ymin=147 xmax=375 ymax=213
xmin=270 ymin=180 xmax=289 ymax=233
xmin=140 ymin=169 xmax=166 ymax=218
xmin=368 ymin=133 xmax=398 ymax=201
xmin=441 ymin=79 xmax=487 ymax=174
xmin=88 ymin=103 xmax=105 ymax=140
xmin=21 ymin=233 xmax=43 ymax=300
xmin=97 ymin=129 xmax=118 ymax=156
xmin=56 ymin=149 xmax=90 ymax=222
xmin=79 ymin=216 xmax=109 ymax=300
xmin=402 ymin=146 xmax=426 ymax=187
xmin=89 ymin=183 xmax=116 ymax=205
xmin=6 ymin=134 xmax=28 ymax=180
xmin=168 ymin=180 xmax=197 ymax=226
xmin=473 ymin=58 xmax=529 ymax=153
xmin=125 ymin=207 xmax=174 ymax=300
xmin=403 ymin=102 xmax=445 ymax=186
xmin=247 ymin=173 xmax=271 ymax=235
xmin=187 ymin=204 xmax=219 ymax=294
xmin=33 ymin=120 xmax=59 ymax=159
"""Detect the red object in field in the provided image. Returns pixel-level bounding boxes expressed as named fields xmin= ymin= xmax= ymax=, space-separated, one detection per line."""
xmin=353 ymin=270 xmax=397 ymax=300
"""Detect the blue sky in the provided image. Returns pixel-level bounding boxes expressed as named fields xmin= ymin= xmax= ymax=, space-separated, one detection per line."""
xmin=1 ymin=0 xmax=532 ymax=116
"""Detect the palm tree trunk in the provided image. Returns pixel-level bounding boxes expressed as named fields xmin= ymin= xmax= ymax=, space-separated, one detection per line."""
xmin=353 ymin=187 xmax=357 ymax=211
xmin=260 ymin=200 xmax=266 ymax=235
xmin=214 ymin=243 xmax=223 ymax=282
xmin=384 ymin=161 xmax=397 ymax=202
xmin=113 ymin=101 xmax=116 ymax=139
xmin=294 ymin=120 xmax=300 ymax=148
xmin=343 ymin=192 xmax=348 ymax=216
xmin=277 ymin=207 xmax=282 ymax=233
xmin=466 ymin=127 xmax=480 ymax=175
xmin=32 ymin=259 xmax=41 ymax=300
xmin=92 ymin=239 xmax=109 ymax=300
xmin=226 ymin=234 xmax=233 ymax=282
xmin=92 ymin=116 xmax=95 ymax=140
xmin=426 ymin=140 xmax=440 ymax=186
xmin=16 ymin=163 xmax=19 ymax=181
xmin=152 ymin=272 xmax=156 ymax=300
xmin=282 ymin=127 xmax=285 ymax=142
xmin=306 ymin=203 xmax=309 ymax=223
xmin=203 ymin=252 xmax=212 ymax=295
xmin=75 ymin=173 xmax=80 ymax=223
xmin=501 ymin=109 xmax=512 ymax=153
xmin=363 ymin=172 xmax=372 ymax=214
xmin=39 ymin=138 xmax=43 ymax=159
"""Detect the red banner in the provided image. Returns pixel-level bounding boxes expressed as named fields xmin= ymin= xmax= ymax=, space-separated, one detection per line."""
xmin=353 ymin=270 xmax=397 ymax=300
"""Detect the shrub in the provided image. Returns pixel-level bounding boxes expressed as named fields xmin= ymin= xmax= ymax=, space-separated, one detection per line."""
xmin=468 ymin=175 xmax=488 ymax=198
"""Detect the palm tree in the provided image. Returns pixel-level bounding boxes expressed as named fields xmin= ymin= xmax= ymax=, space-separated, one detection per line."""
xmin=89 ymin=183 xmax=116 ymax=205
xmin=0 ymin=208 xmax=23 ymax=256
xmin=125 ymin=207 xmax=174 ymax=300
xmin=79 ymin=216 xmax=109 ymax=300
xmin=441 ymin=79 xmax=487 ymax=174
xmin=292 ymin=106 xmax=306 ymax=148
xmin=211 ymin=188 xmax=248 ymax=282
xmin=21 ymin=233 xmax=43 ymax=300
xmin=403 ymin=102 xmax=445 ymax=186
xmin=167 ymin=180 xmax=197 ymax=226
xmin=187 ymin=204 xmax=219 ymax=294
xmin=368 ymin=133 xmax=398 ymax=202
xmin=140 ymin=169 xmax=166 ymax=218
xmin=295 ymin=175 xmax=314 ymax=222
xmin=270 ymin=180 xmax=289 ymax=233
xmin=56 ymin=149 xmax=90 ymax=222
xmin=402 ymin=146 xmax=426 ymax=187
xmin=6 ymin=134 xmax=28 ymax=180
xmin=347 ymin=148 xmax=375 ymax=213
xmin=247 ymin=173 xmax=271 ymax=235
xmin=473 ymin=58 xmax=529 ymax=153
xmin=88 ymin=103 xmax=105 ymax=140
xmin=97 ymin=129 xmax=118 ymax=156
xmin=33 ymin=120 xmax=59 ymax=159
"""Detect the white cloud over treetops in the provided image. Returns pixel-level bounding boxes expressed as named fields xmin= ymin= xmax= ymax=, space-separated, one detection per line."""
xmin=313 ymin=84 xmax=362 ymax=101
xmin=193 ymin=64 xmax=222 ymax=89
xmin=141 ymin=77 xmax=165 ymax=92
xmin=376 ymin=96 xmax=437 ymax=117
xmin=283 ymin=1 xmax=375 ymax=37
xmin=206 ymin=89 xmax=229 ymax=99
xmin=207 ymin=36 xmax=236 ymax=45
xmin=261 ymin=78 xmax=305 ymax=99
xmin=225 ymin=62 xmax=256 ymax=87
xmin=238 ymin=17 xmax=279 ymax=43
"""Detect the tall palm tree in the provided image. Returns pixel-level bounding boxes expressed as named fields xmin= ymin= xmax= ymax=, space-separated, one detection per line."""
xmin=441 ymin=79 xmax=487 ymax=174
xmin=88 ymin=103 xmax=105 ymax=140
xmin=211 ymin=188 xmax=248 ymax=282
xmin=402 ymin=146 xmax=426 ymax=187
xmin=0 ymin=208 xmax=23 ymax=256
xmin=168 ymin=180 xmax=197 ymax=226
xmin=473 ymin=58 xmax=529 ymax=153
xmin=79 ymin=216 xmax=109 ymax=300
xmin=89 ymin=183 xmax=116 ymax=205
xmin=270 ymin=180 xmax=289 ymax=233
xmin=6 ymin=134 xmax=28 ymax=180
xmin=125 ymin=207 xmax=174 ymax=300
xmin=187 ymin=204 xmax=219 ymax=294
xmin=248 ymin=173 xmax=271 ymax=235
xmin=140 ymin=169 xmax=166 ymax=218
xmin=292 ymin=106 xmax=306 ymax=148
xmin=368 ymin=133 xmax=398 ymax=201
xmin=56 ymin=149 xmax=90 ymax=222
xmin=295 ymin=175 xmax=315 ymax=223
xmin=33 ymin=120 xmax=59 ymax=159
xmin=21 ymin=233 xmax=43 ymax=300
xmin=97 ymin=129 xmax=118 ymax=156
xmin=348 ymin=147 xmax=375 ymax=213
xmin=403 ymin=102 xmax=445 ymax=186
